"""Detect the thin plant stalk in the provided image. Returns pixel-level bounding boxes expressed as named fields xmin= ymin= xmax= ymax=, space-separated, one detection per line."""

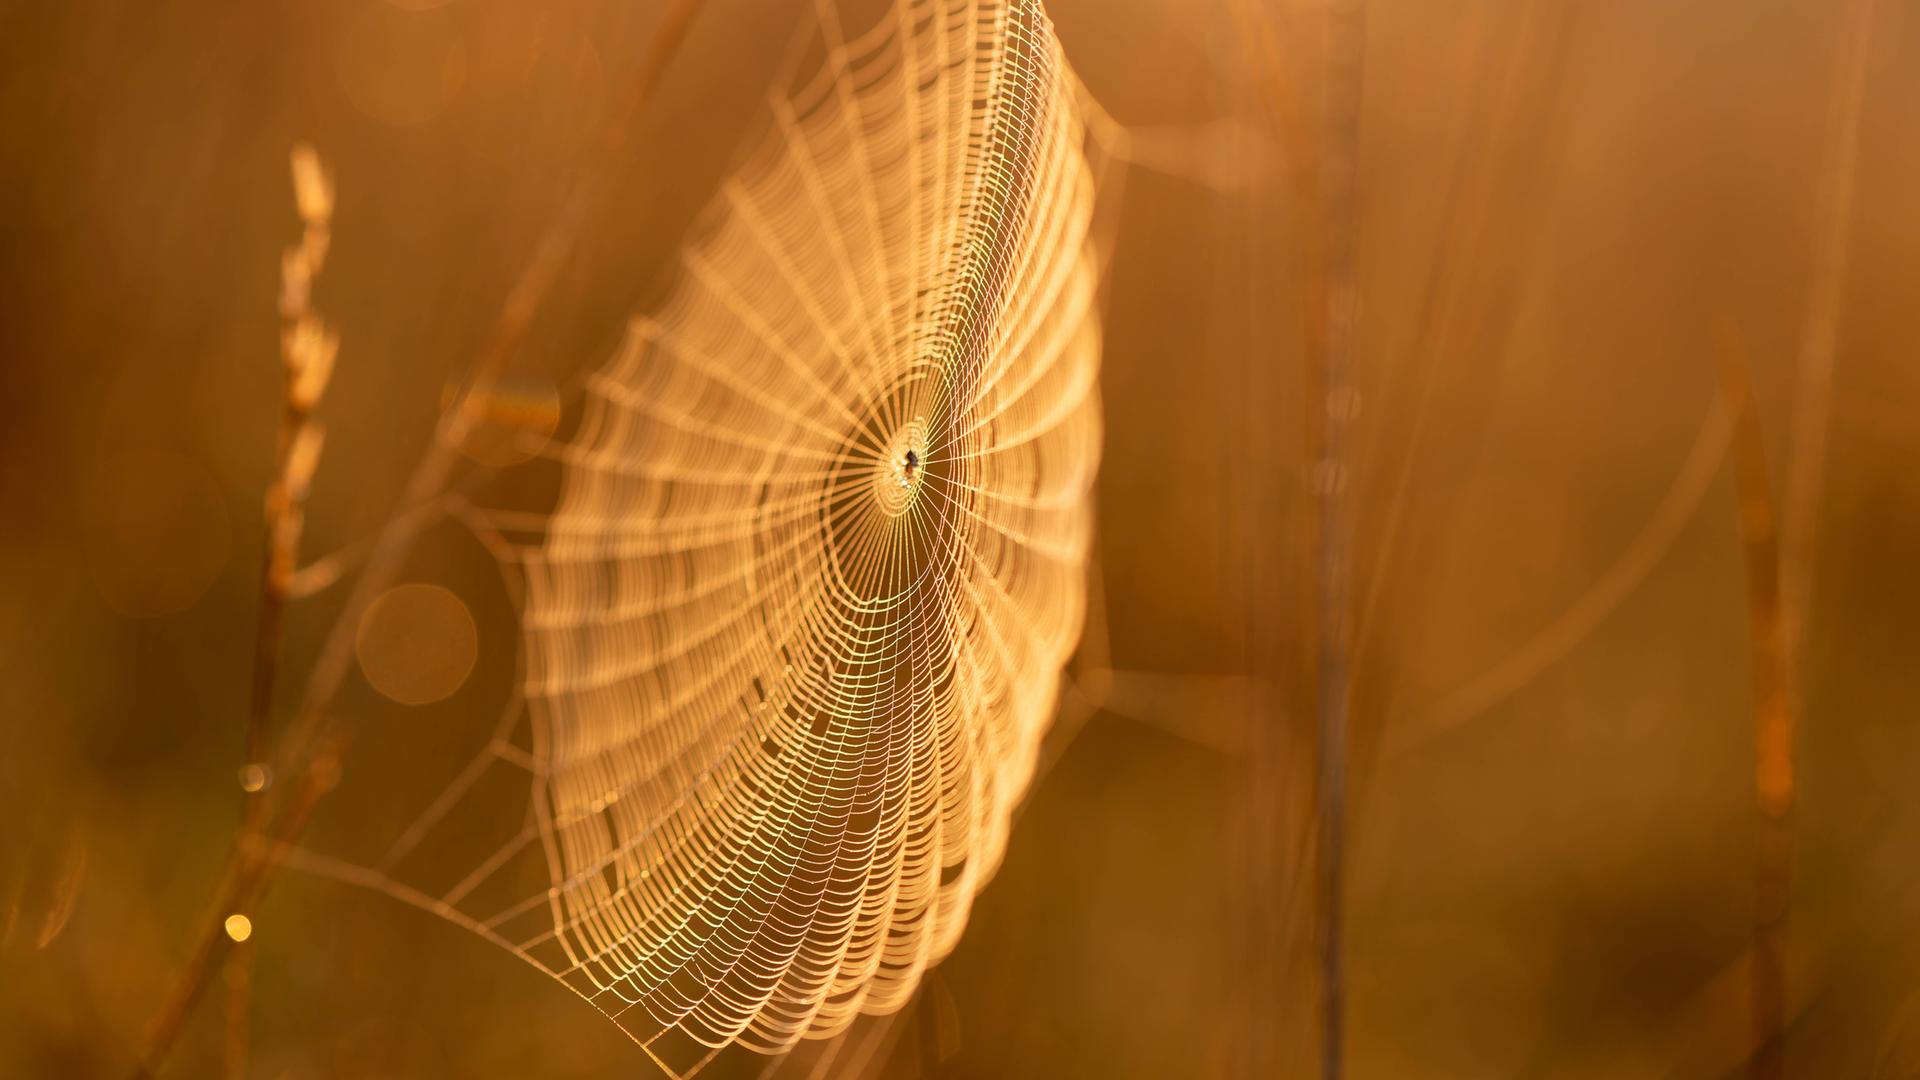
xmin=1224 ymin=4 xmax=1328 ymax=1071
xmin=131 ymin=3 xmax=706 ymax=1074
xmin=1311 ymin=3 xmax=1366 ymax=1079
xmin=1752 ymin=0 xmax=1877 ymax=1073
xmin=221 ymin=141 xmax=338 ymax=1080
xmin=1713 ymin=320 xmax=1792 ymax=1080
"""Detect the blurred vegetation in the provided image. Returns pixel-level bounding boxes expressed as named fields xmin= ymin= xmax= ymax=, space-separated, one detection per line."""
xmin=3 ymin=0 xmax=1919 ymax=1076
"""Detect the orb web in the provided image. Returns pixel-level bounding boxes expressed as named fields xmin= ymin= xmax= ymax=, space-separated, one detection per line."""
xmin=286 ymin=0 xmax=1126 ymax=1072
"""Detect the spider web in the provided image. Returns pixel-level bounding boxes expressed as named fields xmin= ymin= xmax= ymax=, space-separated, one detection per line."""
xmin=286 ymin=0 xmax=1127 ymax=1073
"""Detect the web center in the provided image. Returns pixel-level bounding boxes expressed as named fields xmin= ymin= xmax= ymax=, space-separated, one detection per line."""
xmin=872 ymin=420 xmax=929 ymax=517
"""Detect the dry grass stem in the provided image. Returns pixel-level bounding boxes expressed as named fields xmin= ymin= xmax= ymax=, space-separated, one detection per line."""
xmin=1711 ymin=319 xmax=1794 ymax=1080
xmin=1311 ymin=3 xmax=1366 ymax=1078
xmin=132 ymin=5 xmax=708 ymax=1073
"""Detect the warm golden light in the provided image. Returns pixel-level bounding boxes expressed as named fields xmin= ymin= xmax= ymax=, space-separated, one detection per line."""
xmin=335 ymin=4 xmax=466 ymax=127
xmin=13 ymin=0 xmax=1918 ymax=1075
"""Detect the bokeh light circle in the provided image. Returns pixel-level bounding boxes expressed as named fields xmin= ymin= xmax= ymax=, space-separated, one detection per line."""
xmin=354 ymin=583 xmax=478 ymax=706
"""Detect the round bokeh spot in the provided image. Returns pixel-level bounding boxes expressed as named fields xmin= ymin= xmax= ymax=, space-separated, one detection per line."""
xmin=355 ymin=583 xmax=479 ymax=706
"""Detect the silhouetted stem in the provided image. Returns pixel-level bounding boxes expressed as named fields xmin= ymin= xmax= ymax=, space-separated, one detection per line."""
xmin=1752 ymin=0 xmax=1876 ymax=1072
xmin=130 ymin=4 xmax=706 ymax=1074
xmin=1313 ymin=4 xmax=1365 ymax=1079
xmin=1713 ymin=321 xmax=1793 ymax=1080
xmin=223 ymin=143 xmax=337 ymax=1080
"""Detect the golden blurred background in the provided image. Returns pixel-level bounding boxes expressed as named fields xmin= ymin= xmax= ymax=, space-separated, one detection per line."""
xmin=3 ymin=0 xmax=1919 ymax=1076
